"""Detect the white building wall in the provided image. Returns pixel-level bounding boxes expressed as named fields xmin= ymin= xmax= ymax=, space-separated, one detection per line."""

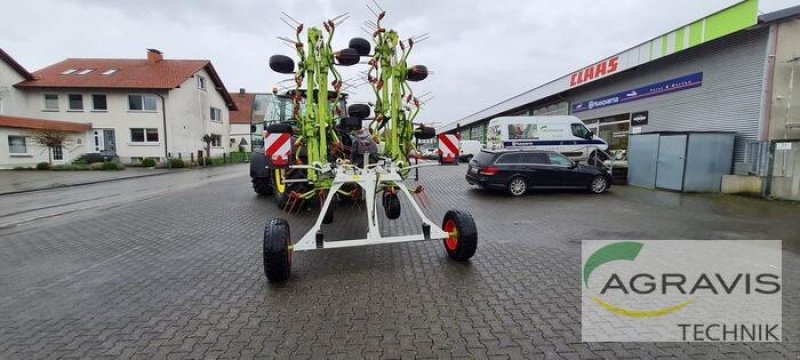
xmin=165 ymin=68 xmax=230 ymax=161
xmin=0 ymin=59 xmax=28 ymax=116
xmin=0 ymin=127 xmax=86 ymax=168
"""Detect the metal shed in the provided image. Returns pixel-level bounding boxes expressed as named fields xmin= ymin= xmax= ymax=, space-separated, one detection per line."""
xmin=628 ymin=131 xmax=735 ymax=192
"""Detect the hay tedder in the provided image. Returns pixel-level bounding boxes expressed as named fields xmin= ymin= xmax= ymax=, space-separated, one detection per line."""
xmin=258 ymin=4 xmax=477 ymax=282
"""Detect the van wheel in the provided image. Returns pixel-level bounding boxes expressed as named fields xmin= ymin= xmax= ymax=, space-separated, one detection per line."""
xmin=507 ymin=177 xmax=527 ymax=197
xmin=589 ymin=176 xmax=609 ymax=194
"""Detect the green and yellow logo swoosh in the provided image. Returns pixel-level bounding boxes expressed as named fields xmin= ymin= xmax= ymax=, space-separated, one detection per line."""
xmin=584 ymin=241 xmax=692 ymax=318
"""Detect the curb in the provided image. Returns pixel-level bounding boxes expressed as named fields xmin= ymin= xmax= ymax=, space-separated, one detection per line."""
xmin=0 ymin=170 xmax=179 ymax=197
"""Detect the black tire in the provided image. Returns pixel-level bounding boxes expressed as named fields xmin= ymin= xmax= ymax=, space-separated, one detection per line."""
xmin=588 ymin=175 xmax=609 ymax=194
xmin=507 ymin=176 xmax=527 ymax=197
xmin=252 ymin=177 xmax=273 ymax=195
xmin=341 ymin=117 xmax=363 ymax=131
xmin=442 ymin=210 xmax=477 ymax=261
xmin=335 ymin=48 xmax=360 ymax=66
xmin=414 ymin=126 xmax=436 ymax=140
xmin=269 ymin=55 xmax=295 ymax=74
xmin=322 ymin=194 xmax=337 ymax=224
xmin=349 ymin=37 xmax=372 ymax=56
xmin=263 ymin=218 xmax=291 ymax=283
xmin=273 ymin=168 xmax=307 ymax=211
xmin=462 ymin=155 xmax=473 ymax=163
xmin=267 ymin=123 xmax=293 ymax=134
xmin=407 ymin=65 xmax=428 ymax=82
xmin=588 ymin=151 xmax=609 ymax=167
xmin=383 ymin=192 xmax=401 ymax=220
xmin=348 ymin=104 xmax=371 ymax=120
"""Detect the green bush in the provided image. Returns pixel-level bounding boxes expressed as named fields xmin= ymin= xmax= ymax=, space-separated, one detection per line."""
xmin=52 ymin=164 xmax=92 ymax=171
xmin=101 ymin=162 xmax=124 ymax=171
xmin=169 ymin=158 xmax=186 ymax=168
xmin=141 ymin=158 xmax=157 ymax=167
xmin=72 ymin=159 xmax=89 ymax=165
xmin=13 ymin=166 xmax=34 ymax=170
xmin=36 ymin=162 xmax=51 ymax=170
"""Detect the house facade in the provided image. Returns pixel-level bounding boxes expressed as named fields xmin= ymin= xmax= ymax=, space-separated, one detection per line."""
xmin=0 ymin=49 xmax=237 ymax=168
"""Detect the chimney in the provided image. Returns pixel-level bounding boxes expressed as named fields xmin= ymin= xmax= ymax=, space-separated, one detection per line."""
xmin=239 ymin=88 xmax=246 ymax=95
xmin=146 ymin=49 xmax=163 ymax=63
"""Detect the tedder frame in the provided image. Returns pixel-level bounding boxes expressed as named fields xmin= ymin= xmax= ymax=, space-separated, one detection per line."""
xmin=261 ymin=3 xmax=477 ymax=283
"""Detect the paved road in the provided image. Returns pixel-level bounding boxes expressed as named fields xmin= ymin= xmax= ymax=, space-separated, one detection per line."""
xmin=0 ymin=168 xmax=172 ymax=195
xmin=0 ymin=165 xmax=798 ymax=359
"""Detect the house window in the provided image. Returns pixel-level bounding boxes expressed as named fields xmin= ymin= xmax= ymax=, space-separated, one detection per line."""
xmin=77 ymin=69 xmax=94 ymax=75
xmin=8 ymin=136 xmax=27 ymax=154
xmin=210 ymin=107 xmax=222 ymax=122
xmin=68 ymin=94 xmax=84 ymax=111
xmin=128 ymin=95 xmax=157 ymax=111
xmin=61 ymin=69 xmax=78 ymax=75
xmin=52 ymin=145 xmax=64 ymax=160
xmin=92 ymin=94 xmax=107 ymax=111
xmin=210 ymin=134 xmax=222 ymax=147
xmin=101 ymin=69 xmax=118 ymax=75
xmin=198 ymin=76 xmax=207 ymax=90
xmin=130 ymin=128 xmax=159 ymax=143
xmin=43 ymin=94 xmax=59 ymax=111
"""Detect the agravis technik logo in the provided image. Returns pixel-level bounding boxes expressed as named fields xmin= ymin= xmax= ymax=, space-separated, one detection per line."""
xmin=581 ymin=240 xmax=782 ymax=342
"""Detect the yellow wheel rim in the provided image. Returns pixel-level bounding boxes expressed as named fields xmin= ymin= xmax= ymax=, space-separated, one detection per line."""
xmin=274 ymin=169 xmax=286 ymax=193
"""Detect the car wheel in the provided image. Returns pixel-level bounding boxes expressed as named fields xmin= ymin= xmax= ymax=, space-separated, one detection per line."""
xmin=589 ymin=176 xmax=609 ymax=194
xmin=263 ymin=218 xmax=291 ymax=283
xmin=507 ymin=176 xmax=527 ymax=197
xmin=442 ymin=210 xmax=478 ymax=261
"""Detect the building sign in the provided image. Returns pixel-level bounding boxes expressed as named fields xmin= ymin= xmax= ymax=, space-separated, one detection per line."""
xmin=631 ymin=111 xmax=649 ymax=126
xmin=572 ymin=73 xmax=703 ymax=113
xmin=570 ymin=57 xmax=619 ymax=87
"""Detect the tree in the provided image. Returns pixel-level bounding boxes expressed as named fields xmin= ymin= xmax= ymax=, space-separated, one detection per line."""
xmin=201 ymin=134 xmax=214 ymax=166
xmin=32 ymin=128 xmax=68 ymax=166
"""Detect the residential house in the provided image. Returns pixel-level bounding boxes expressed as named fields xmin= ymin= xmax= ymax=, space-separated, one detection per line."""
xmin=229 ymin=89 xmax=256 ymax=152
xmin=0 ymin=48 xmax=237 ymax=168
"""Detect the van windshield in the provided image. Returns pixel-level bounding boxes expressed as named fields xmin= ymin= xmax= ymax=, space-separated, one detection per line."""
xmin=571 ymin=123 xmax=592 ymax=139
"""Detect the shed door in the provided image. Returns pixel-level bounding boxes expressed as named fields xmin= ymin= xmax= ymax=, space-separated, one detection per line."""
xmin=655 ymin=135 xmax=687 ymax=191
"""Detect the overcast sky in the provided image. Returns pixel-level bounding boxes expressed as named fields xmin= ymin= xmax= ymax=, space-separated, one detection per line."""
xmin=1 ymin=0 xmax=797 ymax=127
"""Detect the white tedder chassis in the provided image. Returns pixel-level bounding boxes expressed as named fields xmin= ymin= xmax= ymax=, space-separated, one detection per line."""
xmin=262 ymin=157 xmax=478 ymax=283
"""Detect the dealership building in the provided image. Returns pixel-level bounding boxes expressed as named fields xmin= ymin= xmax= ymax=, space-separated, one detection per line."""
xmin=439 ymin=0 xmax=800 ymax=200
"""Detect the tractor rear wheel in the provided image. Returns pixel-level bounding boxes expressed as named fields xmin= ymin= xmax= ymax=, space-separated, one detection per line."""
xmin=252 ymin=177 xmax=273 ymax=195
xmin=263 ymin=218 xmax=292 ymax=283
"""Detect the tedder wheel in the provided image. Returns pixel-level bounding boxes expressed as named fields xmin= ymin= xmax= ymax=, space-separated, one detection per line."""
xmin=383 ymin=192 xmax=401 ymax=220
xmin=263 ymin=218 xmax=292 ymax=283
xmin=442 ymin=210 xmax=477 ymax=261
xmin=252 ymin=177 xmax=273 ymax=195
xmin=273 ymin=168 xmax=307 ymax=211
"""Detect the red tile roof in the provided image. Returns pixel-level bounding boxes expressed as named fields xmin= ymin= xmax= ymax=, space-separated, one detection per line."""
xmin=229 ymin=93 xmax=256 ymax=124
xmin=0 ymin=115 xmax=91 ymax=132
xmin=0 ymin=48 xmax=34 ymax=80
xmin=15 ymin=57 xmax=237 ymax=110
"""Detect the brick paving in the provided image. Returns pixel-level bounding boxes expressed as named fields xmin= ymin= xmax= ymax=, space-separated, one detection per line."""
xmin=0 ymin=165 xmax=798 ymax=359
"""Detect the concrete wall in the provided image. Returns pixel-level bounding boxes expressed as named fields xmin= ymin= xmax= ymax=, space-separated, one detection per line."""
xmin=768 ymin=19 xmax=800 ymax=140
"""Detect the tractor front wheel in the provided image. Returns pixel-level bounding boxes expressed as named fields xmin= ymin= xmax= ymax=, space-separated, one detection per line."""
xmin=263 ymin=218 xmax=292 ymax=283
xmin=442 ymin=210 xmax=477 ymax=261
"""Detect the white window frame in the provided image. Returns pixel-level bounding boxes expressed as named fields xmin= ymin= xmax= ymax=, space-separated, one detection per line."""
xmin=128 ymin=94 xmax=157 ymax=112
xmin=7 ymin=135 xmax=30 ymax=155
xmin=67 ymin=94 xmax=84 ymax=111
xmin=130 ymin=128 xmax=160 ymax=144
xmin=43 ymin=94 xmax=59 ymax=111
xmin=210 ymin=134 xmax=222 ymax=147
xmin=91 ymin=94 xmax=108 ymax=112
xmin=210 ymin=107 xmax=222 ymax=122
xmin=198 ymin=76 xmax=207 ymax=90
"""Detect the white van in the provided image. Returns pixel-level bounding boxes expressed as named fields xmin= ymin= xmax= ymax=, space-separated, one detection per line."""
xmin=459 ymin=140 xmax=483 ymax=162
xmin=486 ymin=116 xmax=608 ymax=160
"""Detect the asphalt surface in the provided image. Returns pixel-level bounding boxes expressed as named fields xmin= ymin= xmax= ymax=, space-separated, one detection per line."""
xmin=0 ymin=164 xmax=798 ymax=359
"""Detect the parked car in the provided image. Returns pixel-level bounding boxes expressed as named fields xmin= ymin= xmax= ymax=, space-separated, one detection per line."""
xmin=420 ymin=145 xmax=439 ymax=160
xmin=75 ymin=152 xmax=119 ymax=164
xmin=465 ymin=149 xmax=612 ymax=196
xmin=459 ymin=140 xmax=482 ymax=162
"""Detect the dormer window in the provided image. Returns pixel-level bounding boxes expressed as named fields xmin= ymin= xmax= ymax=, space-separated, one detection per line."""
xmin=61 ymin=69 xmax=78 ymax=75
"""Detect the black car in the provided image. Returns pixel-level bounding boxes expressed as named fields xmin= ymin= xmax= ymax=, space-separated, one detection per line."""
xmin=465 ymin=149 xmax=612 ymax=196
